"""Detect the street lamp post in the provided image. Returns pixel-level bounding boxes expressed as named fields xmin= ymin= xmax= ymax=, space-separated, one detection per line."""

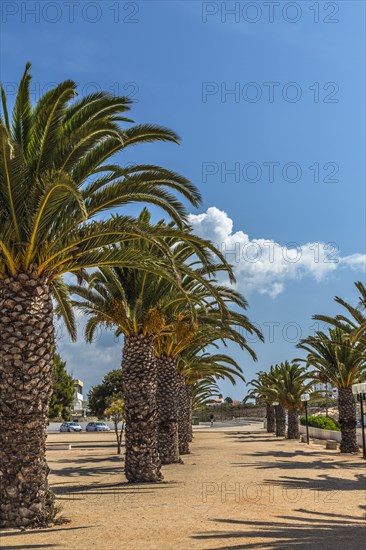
xmin=301 ymin=393 xmax=310 ymax=444
xmin=351 ymin=382 xmax=366 ymax=460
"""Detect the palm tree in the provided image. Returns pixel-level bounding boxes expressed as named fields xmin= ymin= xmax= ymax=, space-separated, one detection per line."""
xmin=71 ymin=220 xmax=234 ymax=476
xmin=152 ymin=230 xmax=239 ymax=464
xmin=246 ymin=373 xmax=276 ymax=433
xmin=169 ymin=312 xmax=262 ymax=454
xmin=263 ymin=366 xmax=287 ymax=437
xmin=313 ymin=281 xmax=366 ymax=348
xmin=0 ymin=65 xmax=202 ymax=527
xmin=298 ymin=328 xmax=366 ymax=453
xmin=71 ymin=262 xmax=182 ymax=478
xmin=272 ymin=362 xmax=314 ymax=440
xmin=178 ymin=350 xmax=247 ymax=451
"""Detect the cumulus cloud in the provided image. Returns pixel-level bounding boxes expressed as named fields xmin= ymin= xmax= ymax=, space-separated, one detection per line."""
xmin=188 ymin=207 xmax=366 ymax=298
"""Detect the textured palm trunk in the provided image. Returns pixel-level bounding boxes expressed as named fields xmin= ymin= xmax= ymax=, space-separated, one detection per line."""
xmin=266 ymin=404 xmax=275 ymax=433
xmin=157 ymin=356 xmax=180 ymax=464
xmin=275 ymin=404 xmax=286 ymax=437
xmin=177 ymin=375 xmax=190 ymax=455
xmin=338 ymin=387 xmax=358 ymax=453
xmin=187 ymin=385 xmax=193 ymax=442
xmin=122 ymin=334 xmax=162 ymax=482
xmin=287 ymin=408 xmax=300 ymax=439
xmin=0 ymin=271 xmax=55 ymax=528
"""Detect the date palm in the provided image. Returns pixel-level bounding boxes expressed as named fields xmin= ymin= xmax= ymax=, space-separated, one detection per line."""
xmin=247 ymin=373 xmax=276 ymax=433
xmin=155 ymin=287 xmax=251 ymax=460
xmin=313 ymin=281 xmax=366 ymax=348
xmin=71 ymin=220 xmax=234 ymax=477
xmin=0 ymin=65 xmax=201 ymax=527
xmin=271 ymin=362 xmax=314 ymax=440
xmin=298 ymin=328 xmax=366 ymax=453
xmin=262 ymin=366 xmax=287 ymax=437
xmin=166 ymin=312 xmax=262 ymax=454
xmin=178 ymin=350 xmax=246 ymax=448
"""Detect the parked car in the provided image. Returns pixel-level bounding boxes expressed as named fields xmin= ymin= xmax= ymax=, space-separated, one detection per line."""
xmin=60 ymin=422 xmax=82 ymax=432
xmin=86 ymin=422 xmax=111 ymax=432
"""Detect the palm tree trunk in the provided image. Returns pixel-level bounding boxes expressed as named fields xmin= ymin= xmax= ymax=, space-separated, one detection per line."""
xmin=122 ymin=334 xmax=162 ymax=482
xmin=157 ymin=356 xmax=180 ymax=464
xmin=275 ymin=404 xmax=286 ymax=437
xmin=266 ymin=404 xmax=275 ymax=433
xmin=187 ymin=385 xmax=193 ymax=442
xmin=0 ymin=272 xmax=55 ymax=528
xmin=287 ymin=408 xmax=300 ymax=439
xmin=338 ymin=387 xmax=358 ymax=453
xmin=177 ymin=375 xmax=190 ymax=455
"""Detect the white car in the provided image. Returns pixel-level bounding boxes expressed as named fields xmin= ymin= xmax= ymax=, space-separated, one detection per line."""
xmin=60 ymin=421 xmax=82 ymax=432
xmin=86 ymin=422 xmax=111 ymax=432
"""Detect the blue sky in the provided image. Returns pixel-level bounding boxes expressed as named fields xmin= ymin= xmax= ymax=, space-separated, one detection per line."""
xmin=1 ymin=1 xmax=365 ymax=399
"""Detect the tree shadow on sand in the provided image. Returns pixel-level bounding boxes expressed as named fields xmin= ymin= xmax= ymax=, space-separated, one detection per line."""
xmin=225 ymin=432 xmax=282 ymax=444
xmin=53 ymin=478 xmax=183 ymax=501
xmin=231 ymin=449 xmax=365 ymax=472
xmin=50 ymin=454 xmax=125 ymax=478
xmin=261 ymin=471 xmax=366 ymax=493
xmin=191 ymin=507 xmax=366 ymax=549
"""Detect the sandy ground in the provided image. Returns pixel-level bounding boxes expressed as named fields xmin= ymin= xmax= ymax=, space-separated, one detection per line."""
xmin=1 ymin=421 xmax=365 ymax=550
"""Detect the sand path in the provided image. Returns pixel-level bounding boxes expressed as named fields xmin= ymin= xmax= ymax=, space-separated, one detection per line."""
xmin=1 ymin=421 xmax=365 ymax=549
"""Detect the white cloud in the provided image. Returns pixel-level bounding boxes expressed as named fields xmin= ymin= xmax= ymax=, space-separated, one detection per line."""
xmin=188 ymin=207 xmax=366 ymax=298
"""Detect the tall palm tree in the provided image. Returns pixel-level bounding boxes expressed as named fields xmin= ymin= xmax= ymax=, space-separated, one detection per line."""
xmin=71 ymin=221 xmax=233 ymax=477
xmin=263 ymin=366 xmax=287 ymax=437
xmin=0 ymin=65 xmax=202 ymax=527
xmin=271 ymin=362 xmax=314 ymax=440
xmin=313 ymin=281 xmax=366 ymax=348
xmin=169 ymin=312 xmax=262 ymax=454
xmin=246 ymin=373 xmax=276 ymax=433
xmin=151 ymin=230 xmax=239 ymax=464
xmin=298 ymin=328 xmax=366 ymax=453
xmin=178 ymin=350 xmax=247 ymax=450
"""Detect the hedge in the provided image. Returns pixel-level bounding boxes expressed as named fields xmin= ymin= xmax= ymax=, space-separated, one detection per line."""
xmin=300 ymin=415 xmax=340 ymax=431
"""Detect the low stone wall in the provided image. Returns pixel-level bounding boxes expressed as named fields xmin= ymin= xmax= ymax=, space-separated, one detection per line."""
xmin=299 ymin=425 xmax=363 ymax=447
xmin=195 ymin=406 xmax=265 ymax=422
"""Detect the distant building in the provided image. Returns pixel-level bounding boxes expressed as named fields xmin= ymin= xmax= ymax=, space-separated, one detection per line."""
xmin=73 ymin=379 xmax=84 ymax=412
xmin=209 ymin=397 xmax=225 ymax=406
xmin=313 ymin=382 xmax=338 ymax=399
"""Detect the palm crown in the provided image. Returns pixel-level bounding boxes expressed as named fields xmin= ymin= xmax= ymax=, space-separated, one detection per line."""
xmin=0 ymin=64 xmax=203 ymax=338
xmin=298 ymin=327 xmax=366 ymax=388
xmin=313 ymin=281 xmax=366 ymax=347
xmin=267 ymin=361 xmax=314 ymax=410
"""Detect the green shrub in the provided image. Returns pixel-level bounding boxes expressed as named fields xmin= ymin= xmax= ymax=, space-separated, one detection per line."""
xmin=300 ymin=415 xmax=340 ymax=431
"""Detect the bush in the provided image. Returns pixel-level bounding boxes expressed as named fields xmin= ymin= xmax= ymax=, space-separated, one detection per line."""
xmin=300 ymin=415 xmax=340 ymax=431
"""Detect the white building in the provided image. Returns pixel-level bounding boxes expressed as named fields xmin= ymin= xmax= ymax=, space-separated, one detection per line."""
xmin=313 ymin=382 xmax=338 ymax=399
xmin=73 ymin=379 xmax=84 ymax=412
xmin=209 ymin=397 xmax=225 ymax=406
